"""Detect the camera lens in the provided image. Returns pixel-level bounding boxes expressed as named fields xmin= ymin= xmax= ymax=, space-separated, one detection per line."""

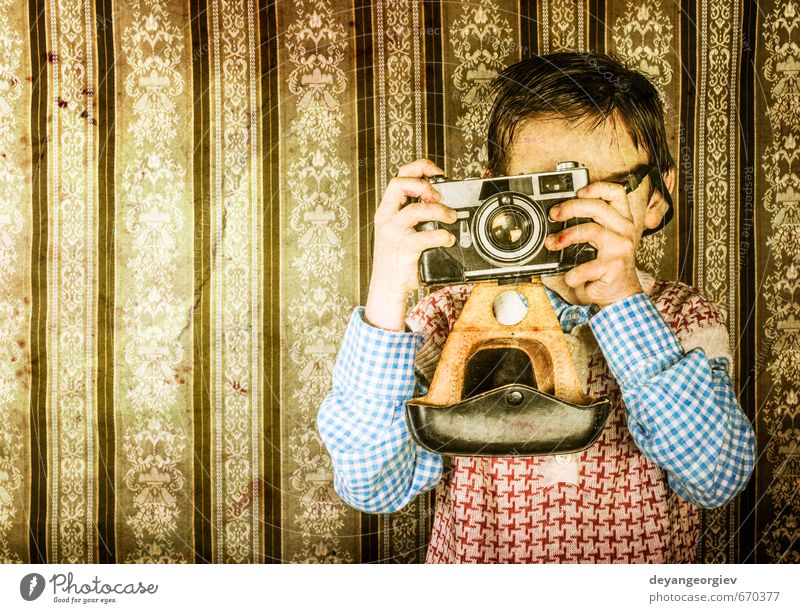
xmin=488 ymin=207 xmax=532 ymax=251
xmin=472 ymin=192 xmax=546 ymax=267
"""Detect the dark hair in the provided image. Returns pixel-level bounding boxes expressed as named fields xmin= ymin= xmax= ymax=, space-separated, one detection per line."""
xmin=486 ymin=53 xmax=675 ymax=177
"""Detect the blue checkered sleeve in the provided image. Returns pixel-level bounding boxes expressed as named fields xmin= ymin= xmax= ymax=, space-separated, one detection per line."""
xmin=589 ymin=293 xmax=755 ymax=509
xmin=317 ymin=307 xmax=444 ymax=513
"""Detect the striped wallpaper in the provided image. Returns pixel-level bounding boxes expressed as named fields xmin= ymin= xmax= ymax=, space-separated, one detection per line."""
xmin=0 ymin=0 xmax=795 ymax=563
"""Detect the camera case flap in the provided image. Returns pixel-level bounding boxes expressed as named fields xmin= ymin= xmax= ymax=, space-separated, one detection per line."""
xmin=406 ymin=384 xmax=610 ymax=456
xmin=405 ymin=280 xmax=611 ymax=457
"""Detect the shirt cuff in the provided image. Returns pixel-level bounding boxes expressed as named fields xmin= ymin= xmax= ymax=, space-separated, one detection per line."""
xmin=333 ymin=307 xmax=424 ymax=399
xmin=589 ymin=293 xmax=684 ymax=388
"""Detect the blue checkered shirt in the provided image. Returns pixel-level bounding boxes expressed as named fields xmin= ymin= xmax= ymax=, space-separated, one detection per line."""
xmin=317 ymin=289 xmax=755 ymax=513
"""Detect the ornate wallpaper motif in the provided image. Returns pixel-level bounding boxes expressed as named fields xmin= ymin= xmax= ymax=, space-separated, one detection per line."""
xmin=696 ymin=0 xmax=739 ymax=336
xmin=375 ymin=0 xmax=422 ymax=192
xmin=758 ymin=0 xmax=800 ymax=563
xmin=444 ymin=1 xmax=515 ymax=178
xmin=280 ymin=1 xmax=356 ymax=563
xmin=611 ymin=0 xmax=674 ymax=276
xmin=374 ymin=0 xmax=430 ymax=563
xmin=208 ymin=0 xmax=263 ymax=564
xmin=0 ymin=0 xmax=29 ymax=563
xmin=612 ymin=0 xmax=674 ymax=92
xmin=46 ymin=0 xmax=98 ymax=564
xmin=0 ymin=0 xmax=793 ymax=564
xmin=540 ymin=0 xmax=585 ymax=54
xmin=695 ymin=1 xmax=742 ymax=564
xmin=115 ymin=0 xmax=194 ymax=563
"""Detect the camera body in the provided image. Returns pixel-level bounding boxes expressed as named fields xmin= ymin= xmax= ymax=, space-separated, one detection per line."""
xmin=417 ymin=162 xmax=597 ymax=285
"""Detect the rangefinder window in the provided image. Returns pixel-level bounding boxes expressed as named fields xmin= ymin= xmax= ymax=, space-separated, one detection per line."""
xmin=538 ymin=173 xmax=573 ymax=195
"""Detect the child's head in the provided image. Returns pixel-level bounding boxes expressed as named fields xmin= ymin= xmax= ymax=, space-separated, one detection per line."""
xmin=485 ymin=52 xmax=675 ymax=239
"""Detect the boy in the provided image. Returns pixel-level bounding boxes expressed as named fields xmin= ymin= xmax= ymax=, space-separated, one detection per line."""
xmin=317 ymin=53 xmax=755 ymax=563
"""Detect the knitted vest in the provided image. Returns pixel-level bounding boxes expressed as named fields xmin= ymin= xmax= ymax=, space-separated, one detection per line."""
xmin=405 ymin=271 xmax=731 ymax=563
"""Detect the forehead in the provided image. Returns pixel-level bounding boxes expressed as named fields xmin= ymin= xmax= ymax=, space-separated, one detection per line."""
xmin=505 ymin=114 xmax=648 ymax=178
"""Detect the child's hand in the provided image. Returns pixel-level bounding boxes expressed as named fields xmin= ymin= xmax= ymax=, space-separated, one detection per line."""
xmin=544 ymin=180 xmax=644 ymax=308
xmin=364 ymin=158 xmax=457 ymax=331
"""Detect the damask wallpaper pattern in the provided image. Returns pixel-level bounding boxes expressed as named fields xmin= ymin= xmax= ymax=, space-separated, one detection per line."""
xmin=0 ymin=0 xmax=795 ymax=563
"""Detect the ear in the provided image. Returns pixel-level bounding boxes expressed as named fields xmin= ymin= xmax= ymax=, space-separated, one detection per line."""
xmin=643 ymin=168 xmax=675 ymax=230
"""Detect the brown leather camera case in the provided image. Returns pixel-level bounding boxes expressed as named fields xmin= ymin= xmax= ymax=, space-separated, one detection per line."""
xmin=406 ymin=280 xmax=611 ymax=456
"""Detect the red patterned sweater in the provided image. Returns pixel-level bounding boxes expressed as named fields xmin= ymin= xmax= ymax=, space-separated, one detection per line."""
xmin=404 ymin=273 xmax=732 ymax=563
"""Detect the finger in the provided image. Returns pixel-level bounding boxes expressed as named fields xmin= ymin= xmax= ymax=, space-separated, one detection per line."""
xmin=377 ymin=177 xmax=442 ymax=217
xmin=549 ymin=198 xmax=633 ymax=236
xmin=407 ymin=228 xmax=456 ymax=252
xmin=395 ymin=201 xmax=458 ymax=227
xmin=576 ymin=181 xmax=633 ymax=220
xmin=395 ymin=158 xmax=445 ymax=179
xmin=563 ymin=258 xmax=612 ymax=288
xmin=545 ymin=222 xmax=618 ymax=252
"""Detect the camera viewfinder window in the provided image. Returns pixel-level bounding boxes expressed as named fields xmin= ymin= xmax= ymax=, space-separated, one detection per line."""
xmin=539 ymin=173 xmax=574 ymax=195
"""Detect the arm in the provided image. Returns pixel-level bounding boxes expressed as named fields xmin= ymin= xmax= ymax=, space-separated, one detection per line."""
xmin=317 ymin=158 xmax=454 ymax=513
xmin=589 ymin=293 xmax=756 ymax=509
xmin=317 ymin=308 xmax=443 ymax=513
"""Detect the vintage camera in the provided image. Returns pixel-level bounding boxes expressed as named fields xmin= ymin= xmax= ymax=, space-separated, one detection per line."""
xmin=417 ymin=161 xmax=597 ymax=285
